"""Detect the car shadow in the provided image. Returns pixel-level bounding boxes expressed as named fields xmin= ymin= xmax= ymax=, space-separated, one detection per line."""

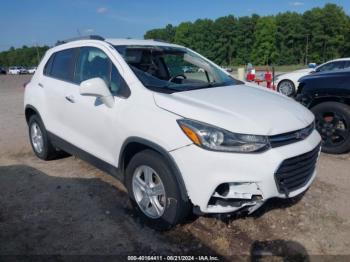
xmin=0 ymin=165 xmax=220 ymax=258
xmin=250 ymin=239 xmax=309 ymax=261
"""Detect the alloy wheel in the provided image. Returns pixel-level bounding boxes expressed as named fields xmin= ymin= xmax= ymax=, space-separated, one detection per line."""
xmin=316 ymin=111 xmax=349 ymax=148
xmin=132 ymin=165 xmax=166 ymax=219
xmin=279 ymin=81 xmax=294 ymax=96
xmin=30 ymin=122 xmax=44 ymax=154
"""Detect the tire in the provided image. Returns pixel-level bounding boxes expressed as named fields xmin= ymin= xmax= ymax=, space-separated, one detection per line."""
xmin=277 ymin=80 xmax=296 ymax=97
xmin=125 ymin=149 xmax=191 ymax=230
xmin=28 ymin=115 xmax=59 ymax=160
xmin=311 ymin=102 xmax=350 ymax=154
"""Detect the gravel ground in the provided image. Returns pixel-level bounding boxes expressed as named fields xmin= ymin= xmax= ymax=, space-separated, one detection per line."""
xmin=0 ymin=75 xmax=349 ymax=259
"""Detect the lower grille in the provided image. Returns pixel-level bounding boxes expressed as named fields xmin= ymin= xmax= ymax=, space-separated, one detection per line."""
xmin=275 ymin=144 xmax=321 ymax=196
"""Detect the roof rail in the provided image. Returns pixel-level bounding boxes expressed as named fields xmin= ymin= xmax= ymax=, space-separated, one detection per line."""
xmin=152 ymin=39 xmax=171 ymax=44
xmin=56 ymin=35 xmax=105 ymax=46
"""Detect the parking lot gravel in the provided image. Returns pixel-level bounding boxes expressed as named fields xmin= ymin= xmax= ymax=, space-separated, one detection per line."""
xmin=0 ymin=75 xmax=349 ymax=259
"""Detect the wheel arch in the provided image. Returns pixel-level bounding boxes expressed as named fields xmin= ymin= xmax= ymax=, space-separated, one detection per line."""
xmin=119 ymin=137 xmax=188 ymax=201
xmin=309 ymin=96 xmax=350 ymax=109
xmin=25 ymin=105 xmax=43 ymax=124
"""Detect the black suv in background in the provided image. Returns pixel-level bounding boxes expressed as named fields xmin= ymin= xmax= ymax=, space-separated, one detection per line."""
xmin=296 ymin=69 xmax=350 ymax=154
xmin=0 ymin=67 xmax=6 ymax=74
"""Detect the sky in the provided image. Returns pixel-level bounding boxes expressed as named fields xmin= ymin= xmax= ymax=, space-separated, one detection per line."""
xmin=0 ymin=0 xmax=349 ymax=51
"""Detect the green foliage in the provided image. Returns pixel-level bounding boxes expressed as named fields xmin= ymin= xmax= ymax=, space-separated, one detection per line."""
xmin=0 ymin=45 xmax=49 ymax=67
xmin=252 ymin=16 xmax=277 ymax=65
xmin=144 ymin=3 xmax=350 ymax=66
xmin=144 ymin=24 xmax=176 ymax=43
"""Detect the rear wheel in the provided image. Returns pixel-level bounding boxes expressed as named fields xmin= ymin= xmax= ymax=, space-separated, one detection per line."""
xmin=311 ymin=102 xmax=350 ymax=154
xmin=277 ymin=80 xmax=295 ymax=97
xmin=125 ymin=149 xmax=191 ymax=230
xmin=28 ymin=115 xmax=59 ymax=160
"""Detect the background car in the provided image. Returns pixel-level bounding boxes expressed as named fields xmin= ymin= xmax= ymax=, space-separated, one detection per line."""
xmin=28 ymin=67 xmax=37 ymax=74
xmin=19 ymin=66 xmax=29 ymax=74
xmin=8 ymin=66 xmax=21 ymax=74
xmin=275 ymin=58 xmax=350 ymax=96
xmin=8 ymin=66 xmax=28 ymax=74
xmin=296 ymin=69 xmax=350 ymax=154
xmin=222 ymin=66 xmax=233 ymax=72
xmin=0 ymin=67 xmax=6 ymax=74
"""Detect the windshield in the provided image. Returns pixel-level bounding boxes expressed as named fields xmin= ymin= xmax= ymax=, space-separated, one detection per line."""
xmin=114 ymin=45 xmax=242 ymax=93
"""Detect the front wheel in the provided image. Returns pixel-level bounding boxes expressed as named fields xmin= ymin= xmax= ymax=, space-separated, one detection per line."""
xmin=125 ymin=149 xmax=191 ymax=230
xmin=277 ymin=80 xmax=296 ymax=97
xmin=28 ymin=115 xmax=59 ymax=160
xmin=311 ymin=102 xmax=350 ymax=154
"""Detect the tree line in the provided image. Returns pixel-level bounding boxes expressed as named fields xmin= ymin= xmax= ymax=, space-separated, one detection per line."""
xmin=144 ymin=3 xmax=350 ymax=66
xmin=0 ymin=45 xmax=49 ymax=67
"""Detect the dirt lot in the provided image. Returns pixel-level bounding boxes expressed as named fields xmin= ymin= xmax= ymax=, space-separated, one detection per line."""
xmin=0 ymin=75 xmax=349 ymax=259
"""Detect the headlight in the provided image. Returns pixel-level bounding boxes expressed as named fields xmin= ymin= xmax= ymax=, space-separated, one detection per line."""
xmin=177 ymin=119 xmax=270 ymax=153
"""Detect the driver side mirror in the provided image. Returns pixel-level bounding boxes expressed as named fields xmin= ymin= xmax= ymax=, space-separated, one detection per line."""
xmin=79 ymin=77 xmax=115 ymax=108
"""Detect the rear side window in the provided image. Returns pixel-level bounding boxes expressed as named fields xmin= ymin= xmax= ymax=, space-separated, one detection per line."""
xmin=43 ymin=55 xmax=54 ymax=76
xmin=48 ymin=48 xmax=77 ymax=82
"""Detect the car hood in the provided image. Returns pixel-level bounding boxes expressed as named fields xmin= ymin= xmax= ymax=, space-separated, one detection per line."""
xmin=294 ymin=68 xmax=314 ymax=74
xmin=278 ymin=68 xmax=313 ymax=78
xmin=153 ymin=84 xmax=314 ymax=136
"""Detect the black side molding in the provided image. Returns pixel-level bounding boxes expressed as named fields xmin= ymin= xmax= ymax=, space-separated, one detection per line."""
xmin=48 ymin=132 xmax=123 ymax=180
xmin=47 ymin=133 xmax=188 ymax=201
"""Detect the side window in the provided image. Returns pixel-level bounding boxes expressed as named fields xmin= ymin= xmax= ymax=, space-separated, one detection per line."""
xmin=317 ymin=61 xmax=344 ymax=72
xmin=43 ymin=54 xmax=55 ymax=76
xmin=332 ymin=61 xmax=345 ymax=70
xmin=110 ymin=65 xmax=127 ymax=95
xmin=75 ymin=46 xmax=128 ymax=96
xmin=343 ymin=61 xmax=350 ymax=70
xmin=75 ymin=47 xmax=110 ymax=84
xmin=50 ymin=48 xmax=77 ymax=81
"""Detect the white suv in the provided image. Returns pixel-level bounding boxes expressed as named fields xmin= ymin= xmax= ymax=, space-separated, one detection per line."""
xmin=24 ymin=36 xmax=322 ymax=229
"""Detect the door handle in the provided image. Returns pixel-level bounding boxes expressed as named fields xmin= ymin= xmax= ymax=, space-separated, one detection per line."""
xmin=65 ymin=95 xmax=75 ymax=103
xmin=38 ymin=83 xmax=44 ymax=88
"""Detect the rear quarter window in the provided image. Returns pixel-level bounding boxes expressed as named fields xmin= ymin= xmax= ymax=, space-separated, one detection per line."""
xmin=43 ymin=55 xmax=54 ymax=76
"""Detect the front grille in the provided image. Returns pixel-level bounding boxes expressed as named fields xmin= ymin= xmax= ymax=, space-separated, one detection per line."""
xmin=275 ymin=144 xmax=321 ymax=196
xmin=269 ymin=122 xmax=315 ymax=148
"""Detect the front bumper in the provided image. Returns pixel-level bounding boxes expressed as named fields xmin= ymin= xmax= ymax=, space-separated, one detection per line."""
xmin=170 ymin=130 xmax=321 ymax=214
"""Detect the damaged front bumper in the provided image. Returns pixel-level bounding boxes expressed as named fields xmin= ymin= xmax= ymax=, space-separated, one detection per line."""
xmin=207 ymin=182 xmax=264 ymax=214
xmin=170 ymin=130 xmax=321 ymax=214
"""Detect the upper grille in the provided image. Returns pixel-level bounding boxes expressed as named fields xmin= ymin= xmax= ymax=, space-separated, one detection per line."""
xmin=275 ymin=144 xmax=321 ymax=196
xmin=269 ymin=122 xmax=315 ymax=148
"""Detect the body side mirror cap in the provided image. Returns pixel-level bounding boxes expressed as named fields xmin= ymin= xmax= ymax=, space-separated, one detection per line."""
xmin=79 ymin=77 xmax=115 ymax=108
